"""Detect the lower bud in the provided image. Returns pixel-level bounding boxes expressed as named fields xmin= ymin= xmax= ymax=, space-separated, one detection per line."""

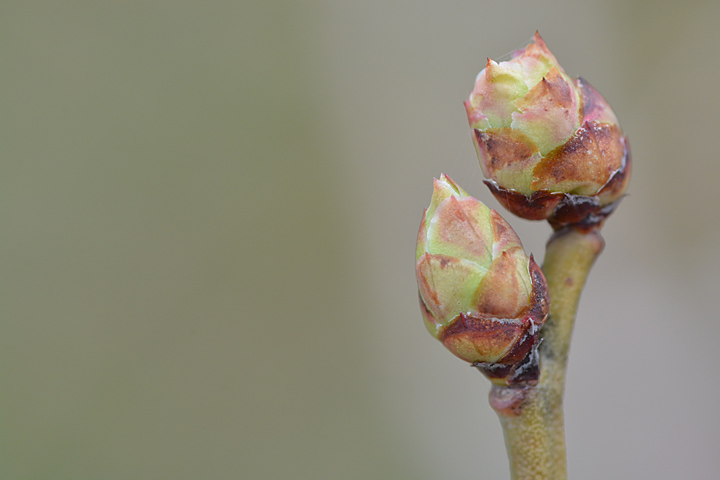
xmin=416 ymin=175 xmax=550 ymax=386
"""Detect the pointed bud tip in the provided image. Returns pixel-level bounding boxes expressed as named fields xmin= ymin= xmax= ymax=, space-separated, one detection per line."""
xmin=434 ymin=173 xmax=466 ymax=197
xmin=531 ymin=31 xmax=550 ymax=53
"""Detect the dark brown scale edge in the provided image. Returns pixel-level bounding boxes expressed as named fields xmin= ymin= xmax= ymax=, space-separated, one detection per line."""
xmin=472 ymin=256 xmax=550 ymax=386
xmin=483 ymin=135 xmax=631 ymax=233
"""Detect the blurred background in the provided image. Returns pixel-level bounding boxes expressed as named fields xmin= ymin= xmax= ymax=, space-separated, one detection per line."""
xmin=3 ymin=1 xmax=720 ymax=479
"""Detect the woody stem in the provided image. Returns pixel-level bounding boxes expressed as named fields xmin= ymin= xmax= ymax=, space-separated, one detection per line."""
xmin=490 ymin=228 xmax=604 ymax=480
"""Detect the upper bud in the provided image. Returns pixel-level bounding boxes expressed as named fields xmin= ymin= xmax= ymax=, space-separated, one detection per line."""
xmin=416 ymin=174 xmax=549 ymax=385
xmin=465 ymin=32 xmax=631 ymax=231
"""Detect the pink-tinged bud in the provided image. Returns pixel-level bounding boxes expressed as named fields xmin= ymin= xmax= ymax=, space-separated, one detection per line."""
xmin=465 ymin=32 xmax=631 ymax=231
xmin=416 ymin=174 xmax=549 ymax=385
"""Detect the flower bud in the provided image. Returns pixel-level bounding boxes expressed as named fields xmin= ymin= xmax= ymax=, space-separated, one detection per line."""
xmin=465 ymin=32 xmax=631 ymax=231
xmin=416 ymin=174 xmax=549 ymax=385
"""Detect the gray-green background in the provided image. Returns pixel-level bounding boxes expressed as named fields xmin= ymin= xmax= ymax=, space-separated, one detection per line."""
xmin=4 ymin=1 xmax=719 ymax=479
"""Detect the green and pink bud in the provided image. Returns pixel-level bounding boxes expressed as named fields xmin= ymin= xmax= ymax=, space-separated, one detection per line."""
xmin=416 ymin=174 xmax=549 ymax=385
xmin=465 ymin=32 xmax=630 ymax=231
